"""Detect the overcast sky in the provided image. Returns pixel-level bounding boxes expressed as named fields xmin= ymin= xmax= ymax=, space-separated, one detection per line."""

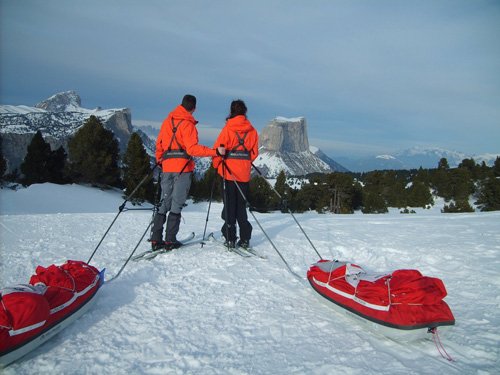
xmin=1 ymin=0 xmax=499 ymax=158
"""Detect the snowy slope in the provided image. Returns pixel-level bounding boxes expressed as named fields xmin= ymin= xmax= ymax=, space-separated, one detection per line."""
xmin=1 ymin=184 xmax=499 ymax=374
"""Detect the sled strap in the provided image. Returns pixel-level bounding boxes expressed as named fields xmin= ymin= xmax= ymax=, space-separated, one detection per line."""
xmin=106 ymin=220 xmax=152 ymax=283
xmin=87 ymin=163 xmax=159 ymax=264
xmin=430 ymin=328 xmax=454 ymax=361
xmin=221 ymin=159 xmax=302 ymax=280
xmin=251 ymin=162 xmax=323 ymax=260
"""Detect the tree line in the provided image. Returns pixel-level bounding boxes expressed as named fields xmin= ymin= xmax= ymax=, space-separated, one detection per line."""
xmin=1 ymin=115 xmax=499 ymax=213
xmin=0 ymin=116 xmax=155 ymax=205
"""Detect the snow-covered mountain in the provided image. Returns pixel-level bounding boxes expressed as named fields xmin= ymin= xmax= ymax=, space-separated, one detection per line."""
xmin=311 ymin=146 xmax=349 ymax=173
xmin=0 ymin=91 xmax=154 ymax=172
xmin=253 ymin=117 xmax=344 ymax=177
xmin=337 ymin=147 xmax=499 ymax=172
xmin=137 ymin=116 xmax=348 ymax=178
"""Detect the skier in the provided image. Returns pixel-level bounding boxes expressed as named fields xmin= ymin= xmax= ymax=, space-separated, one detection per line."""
xmin=151 ymin=94 xmax=225 ymax=250
xmin=213 ymin=99 xmax=259 ymax=249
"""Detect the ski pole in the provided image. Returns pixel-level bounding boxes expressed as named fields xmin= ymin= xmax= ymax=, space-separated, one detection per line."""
xmin=87 ymin=162 xmax=159 ymax=264
xmin=222 ymin=160 xmax=301 ymax=279
xmin=251 ymin=163 xmax=323 ymax=260
xmin=220 ymin=146 xmax=231 ymax=249
xmin=106 ymin=219 xmax=153 ymax=283
xmin=201 ymin=168 xmax=217 ymax=246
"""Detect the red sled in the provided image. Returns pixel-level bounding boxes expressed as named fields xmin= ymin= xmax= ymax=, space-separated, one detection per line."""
xmin=0 ymin=260 xmax=104 ymax=367
xmin=307 ymin=260 xmax=455 ymax=341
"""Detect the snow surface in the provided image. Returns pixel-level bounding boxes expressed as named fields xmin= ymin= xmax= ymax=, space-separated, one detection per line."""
xmin=1 ymin=184 xmax=499 ymax=374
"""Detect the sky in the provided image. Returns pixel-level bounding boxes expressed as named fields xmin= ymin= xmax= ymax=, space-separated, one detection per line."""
xmin=1 ymin=0 xmax=499 ymax=158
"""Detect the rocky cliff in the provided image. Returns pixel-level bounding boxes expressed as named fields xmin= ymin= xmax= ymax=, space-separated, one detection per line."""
xmin=0 ymin=91 xmax=142 ymax=173
xmin=259 ymin=117 xmax=309 ymax=152
xmin=254 ymin=117 xmax=335 ymax=177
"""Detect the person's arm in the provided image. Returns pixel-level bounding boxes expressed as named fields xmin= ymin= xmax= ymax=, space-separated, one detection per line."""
xmin=183 ymin=123 xmax=218 ymax=157
xmin=155 ymin=120 xmax=167 ymax=163
xmin=250 ymin=129 xmax=259 ymax=162
xmin=212 ymin=127 xmax=227 ymax=168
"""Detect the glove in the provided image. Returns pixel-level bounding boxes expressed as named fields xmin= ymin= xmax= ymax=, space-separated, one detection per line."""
xmin=216 ymin=146 xmax=226 ymax=157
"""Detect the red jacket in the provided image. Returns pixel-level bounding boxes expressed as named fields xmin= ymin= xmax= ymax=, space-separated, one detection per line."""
xmin=213 ymin=115 xmax=259 ymax=182
xmin=156 ymin=105 xmax=216 ymax=173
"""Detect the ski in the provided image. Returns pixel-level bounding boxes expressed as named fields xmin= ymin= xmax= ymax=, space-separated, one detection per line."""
xmin=240 ymin=246 xmax=267 ymax=259
xmin=141 ymin=236 xmax=208 ymax=260
xmin=207 ymin=233 xmax=250 ymax=257
xmin=207 ymin=233 xmax=266 ymax=258
xmin=132 ymin=232 xmax=196 ymax=261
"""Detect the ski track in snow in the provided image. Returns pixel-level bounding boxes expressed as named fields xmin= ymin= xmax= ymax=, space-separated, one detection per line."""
xmin=1 ymin=185 xmax=499 ymax=374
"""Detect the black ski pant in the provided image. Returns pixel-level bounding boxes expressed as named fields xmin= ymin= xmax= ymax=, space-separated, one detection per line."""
xmin=221 ymin=180 xmax=252 ymax=242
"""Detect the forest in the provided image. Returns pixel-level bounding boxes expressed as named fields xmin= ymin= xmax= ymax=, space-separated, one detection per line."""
xmin=2 ymin=116 xmax=499 ymax=214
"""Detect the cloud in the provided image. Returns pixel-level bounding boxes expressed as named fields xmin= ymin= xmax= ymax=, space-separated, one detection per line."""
xmin=1 ymin=0 xmax=499 ymax=157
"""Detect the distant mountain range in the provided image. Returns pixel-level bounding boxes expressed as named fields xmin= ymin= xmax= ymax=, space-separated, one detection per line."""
xmin=1 ymin=91 xmax=497 ymax=176
xmin=0 ymin=91 xmax=154 ymax=173
xmin=335 ymin=147 xmax=499 ymax=172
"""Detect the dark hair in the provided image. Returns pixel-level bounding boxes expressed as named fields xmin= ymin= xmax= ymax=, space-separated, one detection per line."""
xmin=181 ymin=94 xmax=196 ymax=112
xmin=226 ymin=99 xmax=247 ymax=120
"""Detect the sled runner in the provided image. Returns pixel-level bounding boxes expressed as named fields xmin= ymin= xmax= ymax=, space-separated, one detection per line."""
xmin=307 ymin=260 xmax=455 ymax=341
xmin=0 ymin=260 xmax=103 ymax=368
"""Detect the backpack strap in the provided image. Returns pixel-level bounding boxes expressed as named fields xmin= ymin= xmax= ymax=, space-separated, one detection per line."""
xmin=162 ymin=118 xmax=190 ymax=160
xmin=226 ymin=131 xmax=251 ymax=160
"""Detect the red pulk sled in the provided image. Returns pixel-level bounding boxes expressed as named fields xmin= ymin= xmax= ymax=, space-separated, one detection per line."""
xmin=0 ymin=260 xmax=104 ymax=368
xmin=307 ymin=260 xmax=455 ymax=341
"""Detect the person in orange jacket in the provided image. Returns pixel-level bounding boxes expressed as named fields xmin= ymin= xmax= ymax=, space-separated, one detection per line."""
xmin=152 ymin=94 xmax=225 ymax=250
xmin=213 ymin=99 xmax=259 ymax=249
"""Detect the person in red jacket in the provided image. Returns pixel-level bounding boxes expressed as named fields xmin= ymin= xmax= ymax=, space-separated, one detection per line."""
xmin=213 ymin=99 xmax=259 ymax=249
xmin=152 ymin=94 xmax=225 ymax=250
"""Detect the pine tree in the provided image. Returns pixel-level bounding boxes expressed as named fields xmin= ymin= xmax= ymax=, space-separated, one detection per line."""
xmin=122 ymin=132 xmax=155 ymax=204
xmin=249 ymin=176 xmax=275 ymax=212
xmin=274 ymin=170 xmax=288 ymax=196
xmin=442 ymin=199 xmax=474 ymax=213
xmin=47 ymin=146 xmax=68 ymax=184
xmin=493 ymin=157 xmax=500 ymax=177
xmin=190 ymin=165 xmax=221 ymax=203
xmin=274 ymin=170 xmax=290 ymax=211
xmin=324 ymin=172 xmax=359 ymax=213
xmin=361 ymin=191 xmax=388 ymax=214
xmin=20 ymin=131 xmax=53 ymax=185
xmin=406 ymin=181 xmax=433 ymax=208
xmin=290 ymin=183 xmax=317 ymax=213
xmin=0 ymin=133 xmax=7 ymax=182
xmin=361 ymin=171 xmax=390 ymax=211
xmin=438 ymin=158 xmax=450 ymax=170
xmin=476 ymin=177 xmax=500 ymax=211
xmin=449 ymin=167 xmax=474 ymax=201
xmin=68 ymin=116 xmax=121 ymax=187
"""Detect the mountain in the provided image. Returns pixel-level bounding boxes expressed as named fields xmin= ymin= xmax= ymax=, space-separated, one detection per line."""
xmin=254 ymin=117 xmax=345 ymax=177
xmin=310 ymin=146 xmax=349 ymax=173
xmin=337 ymin=147 xmax=500 ymax=172
xmin=0 ymin=91 xmax=154 ymax=173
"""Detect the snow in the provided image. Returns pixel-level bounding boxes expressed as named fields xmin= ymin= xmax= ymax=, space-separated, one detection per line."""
xmin=274 ymin=116 xmax=304 ymax=123
xmin=0 ymin=103 xmax=124 ymax=118
xmin=376 ymin=154 xmax=397 ymax=160
xmin=0 ymin=105 xmax=47 ymax=115
xmin=1 ymin=184 xmax=499 ymax=374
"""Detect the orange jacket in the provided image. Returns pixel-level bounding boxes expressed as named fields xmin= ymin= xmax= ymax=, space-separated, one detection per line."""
xmin=213 ymin=115 xmax=259 ymax=182
xmin=156 ymin=105 xmax=216 ymax=173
